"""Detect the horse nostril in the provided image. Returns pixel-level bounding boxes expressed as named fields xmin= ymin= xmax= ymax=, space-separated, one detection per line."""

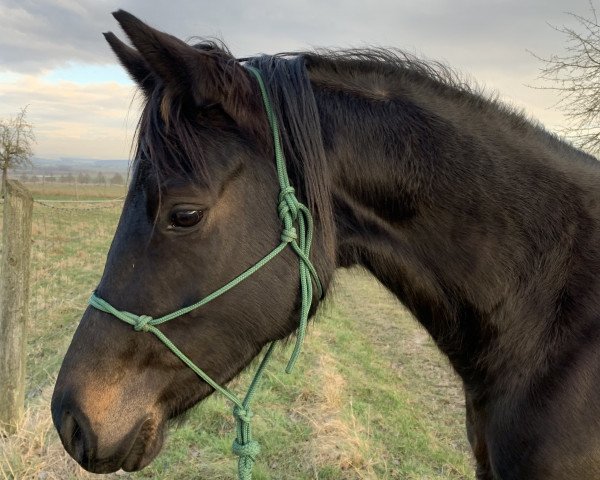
xmin=60 ymin=410 xmax=88 ymax=466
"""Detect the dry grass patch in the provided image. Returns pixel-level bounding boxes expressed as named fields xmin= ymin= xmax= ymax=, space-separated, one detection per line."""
xmin=293 ymin=344 xmax=378 ymax=479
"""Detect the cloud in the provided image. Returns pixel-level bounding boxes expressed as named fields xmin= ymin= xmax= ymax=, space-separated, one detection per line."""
xmin=0 ymin=0 xmax=596 ymax=158
xmin=0 ymin=73 xmax=140 ymax=159
xmin=1 ymin=0 xmax=594 ymax=73
xmin=1 ymin=0 xmax=117 ymax=72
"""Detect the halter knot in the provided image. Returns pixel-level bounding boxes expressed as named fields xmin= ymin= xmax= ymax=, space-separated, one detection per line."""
xmin=281 ymin=227 xmax=297 ymax=243
xmin=233 ymin=405 xmax=254 ymax=423
xmin=134 ymin=315 xmax=153 ymax=332
xmin=278 ymin=186 xmax=299 ymax=222
xmin=232 ymin=438 xmax=261 ymax=461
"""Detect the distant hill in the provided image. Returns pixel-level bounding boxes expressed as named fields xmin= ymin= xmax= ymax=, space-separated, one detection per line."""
xmin=18 ymin=157 xmax=130 ymax=175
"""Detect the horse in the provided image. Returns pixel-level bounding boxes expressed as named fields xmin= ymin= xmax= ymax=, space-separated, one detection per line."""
xmin=51 ymin=10 xmax=600 ymax=480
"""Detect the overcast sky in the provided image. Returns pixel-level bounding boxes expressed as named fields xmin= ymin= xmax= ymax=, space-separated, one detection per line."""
xmin=0 ymin=0 xmax=595 ymax=160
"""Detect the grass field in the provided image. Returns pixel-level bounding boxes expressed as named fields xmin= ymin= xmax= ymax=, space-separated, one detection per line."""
xmin=0 ymin=183 xmax=474 ymax=479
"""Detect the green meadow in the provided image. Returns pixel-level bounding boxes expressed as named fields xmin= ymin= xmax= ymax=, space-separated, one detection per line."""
xmin=0 ymin=183 xmax=473 ymax=479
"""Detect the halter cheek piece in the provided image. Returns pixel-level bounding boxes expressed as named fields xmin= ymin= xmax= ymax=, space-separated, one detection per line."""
xmin=88 ymin=66 xmax=322 ymax=480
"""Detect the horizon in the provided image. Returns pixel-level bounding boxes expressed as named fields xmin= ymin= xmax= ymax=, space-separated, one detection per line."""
xmin=1 ymin=0 xmax=597 ymax=160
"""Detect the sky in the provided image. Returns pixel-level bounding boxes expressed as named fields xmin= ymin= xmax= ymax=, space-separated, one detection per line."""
xmin=0 ymin=0 xmax=596 ymax=160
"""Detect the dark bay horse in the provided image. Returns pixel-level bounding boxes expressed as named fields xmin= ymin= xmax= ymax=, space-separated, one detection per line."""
xmin=51 ymin=10 xmax=600 ymax=480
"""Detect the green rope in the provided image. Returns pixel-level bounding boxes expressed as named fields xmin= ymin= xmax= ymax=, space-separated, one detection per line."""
xmin=88 ymin=65 xmax=321 ymax=480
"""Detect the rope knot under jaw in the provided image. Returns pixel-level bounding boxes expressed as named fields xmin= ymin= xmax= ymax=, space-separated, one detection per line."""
xmin=233 ymin=405 xmax=254 ymax=423
xmin=232 ymin=439 xmax=261 ymax=461
xmin=232 ymin=405 xmax=261 ymax=477
xmin=134 ymin=315 xmax=153 ymax=332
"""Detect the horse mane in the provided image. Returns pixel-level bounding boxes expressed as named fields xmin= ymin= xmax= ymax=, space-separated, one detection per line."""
xmin=300 ymin=47 xmax=597 ymax=164
xmin=243 ymin=54 xmax=333 ymax=251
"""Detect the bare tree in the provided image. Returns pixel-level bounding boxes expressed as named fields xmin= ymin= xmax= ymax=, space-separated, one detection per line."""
xmin=0 ymin=107 xmax=35 ymax=196
xmin=530 ymin=3 xmax=600 ymax=154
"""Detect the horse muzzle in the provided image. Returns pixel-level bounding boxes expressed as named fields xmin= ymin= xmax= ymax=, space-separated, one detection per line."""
xmin=51 ymin=385 xmax=165 ymax=473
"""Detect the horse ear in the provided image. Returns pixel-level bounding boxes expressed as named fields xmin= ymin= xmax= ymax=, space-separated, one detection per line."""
xmin=103 ymin=31 xmax=154 ymax=94
xmin=110 ymin=10 xmax=253 ymax=121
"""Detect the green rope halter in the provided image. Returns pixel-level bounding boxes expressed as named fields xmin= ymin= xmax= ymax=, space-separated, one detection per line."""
xmin=88 ymin=66 xmax=322 ymax=480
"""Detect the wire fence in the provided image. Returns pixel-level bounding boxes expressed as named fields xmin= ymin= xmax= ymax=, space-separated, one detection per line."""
xmin=0 ymin=189 xmax=124 ymax=401
xmin=32 ymin=198 xmax=124 ymax=211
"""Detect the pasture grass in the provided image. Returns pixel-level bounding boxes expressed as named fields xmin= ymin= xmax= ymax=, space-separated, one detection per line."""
xmin=0 ymin=184 xmax=474 ymax=479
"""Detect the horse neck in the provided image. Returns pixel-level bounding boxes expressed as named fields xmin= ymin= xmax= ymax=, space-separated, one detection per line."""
xmin=312 ymin=73 xmax=600 ymax=385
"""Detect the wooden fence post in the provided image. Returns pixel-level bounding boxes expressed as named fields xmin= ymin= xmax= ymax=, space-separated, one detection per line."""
xmin=0 ymin=180 xmax=33 ymax=434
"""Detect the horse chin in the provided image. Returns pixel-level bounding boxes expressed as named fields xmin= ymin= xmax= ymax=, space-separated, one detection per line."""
xmin=119 ymin=417 xmax=166 ymax=472
xmin=119 ymin=391 xmax=210 ymax=472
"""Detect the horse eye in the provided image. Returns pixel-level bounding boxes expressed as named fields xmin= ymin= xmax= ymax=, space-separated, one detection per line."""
xmin=170 ymin=209 xmax=203 ymax=228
